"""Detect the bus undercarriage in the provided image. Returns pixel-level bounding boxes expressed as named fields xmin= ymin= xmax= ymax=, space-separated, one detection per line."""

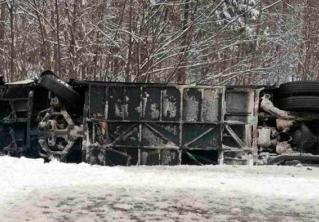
xmin=2 ymin=71 xmax=319 ymax=166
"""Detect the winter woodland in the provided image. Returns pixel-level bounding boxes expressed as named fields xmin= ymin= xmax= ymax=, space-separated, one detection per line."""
xmin=0 ymin=0 xmax=318 ymax=85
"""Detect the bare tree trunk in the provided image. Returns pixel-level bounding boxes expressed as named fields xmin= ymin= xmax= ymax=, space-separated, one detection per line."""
xmin=112 ymin=0 xmax=128 ymax=79
xmin=65 ymin=0 xmax=77 ymax=79
xmin=93 ymin=31 xmax=99 ymax=81
xmin=9 ymin=0 xmax=15 ymax=81
xmin=302 ymin=0 xmax=319 ymax=80
xmin=55 ymin=0 xmax=61 ymax=77
xmin=0 ymin=4 xmax=5 ymax=44
xmin=0 ymin=3 xmax=6 ymax=79
xmin=176 ymin=0 xmax=190 ymax=84
xmin=33 ymin=0 xmax=51 ymax=70
xmin=125 ymin=0 xmax=133 ymax=82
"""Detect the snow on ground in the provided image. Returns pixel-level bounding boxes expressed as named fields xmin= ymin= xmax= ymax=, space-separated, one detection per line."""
xmin=1 ymin=156 xmax=319 ymax=221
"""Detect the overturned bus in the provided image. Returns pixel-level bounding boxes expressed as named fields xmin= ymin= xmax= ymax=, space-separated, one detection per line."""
xmin=1 ymin=71 xmax=319 ymax=166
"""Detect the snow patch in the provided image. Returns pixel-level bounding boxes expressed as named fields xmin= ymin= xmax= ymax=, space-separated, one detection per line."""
xmin=1 ymin=156 xmax=319 ymax=210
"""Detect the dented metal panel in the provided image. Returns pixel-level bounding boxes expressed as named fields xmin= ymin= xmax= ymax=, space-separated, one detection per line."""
xmin=84 ymin=83 xmax=225 ymax=165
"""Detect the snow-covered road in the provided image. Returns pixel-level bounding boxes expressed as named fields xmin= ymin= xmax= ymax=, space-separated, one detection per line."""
xmin=1 ymin=156 xmax=319 ymax=221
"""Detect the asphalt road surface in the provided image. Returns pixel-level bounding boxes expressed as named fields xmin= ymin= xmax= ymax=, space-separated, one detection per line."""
xmin=1 ymin=157 xmax=319 ymax=222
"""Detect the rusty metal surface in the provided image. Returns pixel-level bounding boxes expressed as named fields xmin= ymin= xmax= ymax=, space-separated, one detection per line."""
xmin=0 ymin=86 xmax=36 ymax=157
xmin=222 ymin=87 xmax=258 ymax=164
xmin=83 ymin=84 xmax=226 ymax=165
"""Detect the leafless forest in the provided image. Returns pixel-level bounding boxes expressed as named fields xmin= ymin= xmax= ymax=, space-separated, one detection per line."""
xmin=0 ymin=0 xmax=318 ymax=85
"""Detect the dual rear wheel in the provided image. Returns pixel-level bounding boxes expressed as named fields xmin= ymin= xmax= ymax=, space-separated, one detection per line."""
xmin=277 ymin=81 xmax=319 ymax=111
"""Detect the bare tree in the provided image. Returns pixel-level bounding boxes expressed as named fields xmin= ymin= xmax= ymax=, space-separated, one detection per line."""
xmin=0 ymin=0 xmax=317 ymax=85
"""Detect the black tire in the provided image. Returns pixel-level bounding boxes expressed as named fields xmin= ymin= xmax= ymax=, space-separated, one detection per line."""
xmin=268 ymin=155 xmax=319 ymax=165
xmin=38 ymin=70 xmax=80 ymax=107
xmin=278 ymin=96 xmax=319 ymax=111
xmin=279 ymin=81 xmax=319 ymax=96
